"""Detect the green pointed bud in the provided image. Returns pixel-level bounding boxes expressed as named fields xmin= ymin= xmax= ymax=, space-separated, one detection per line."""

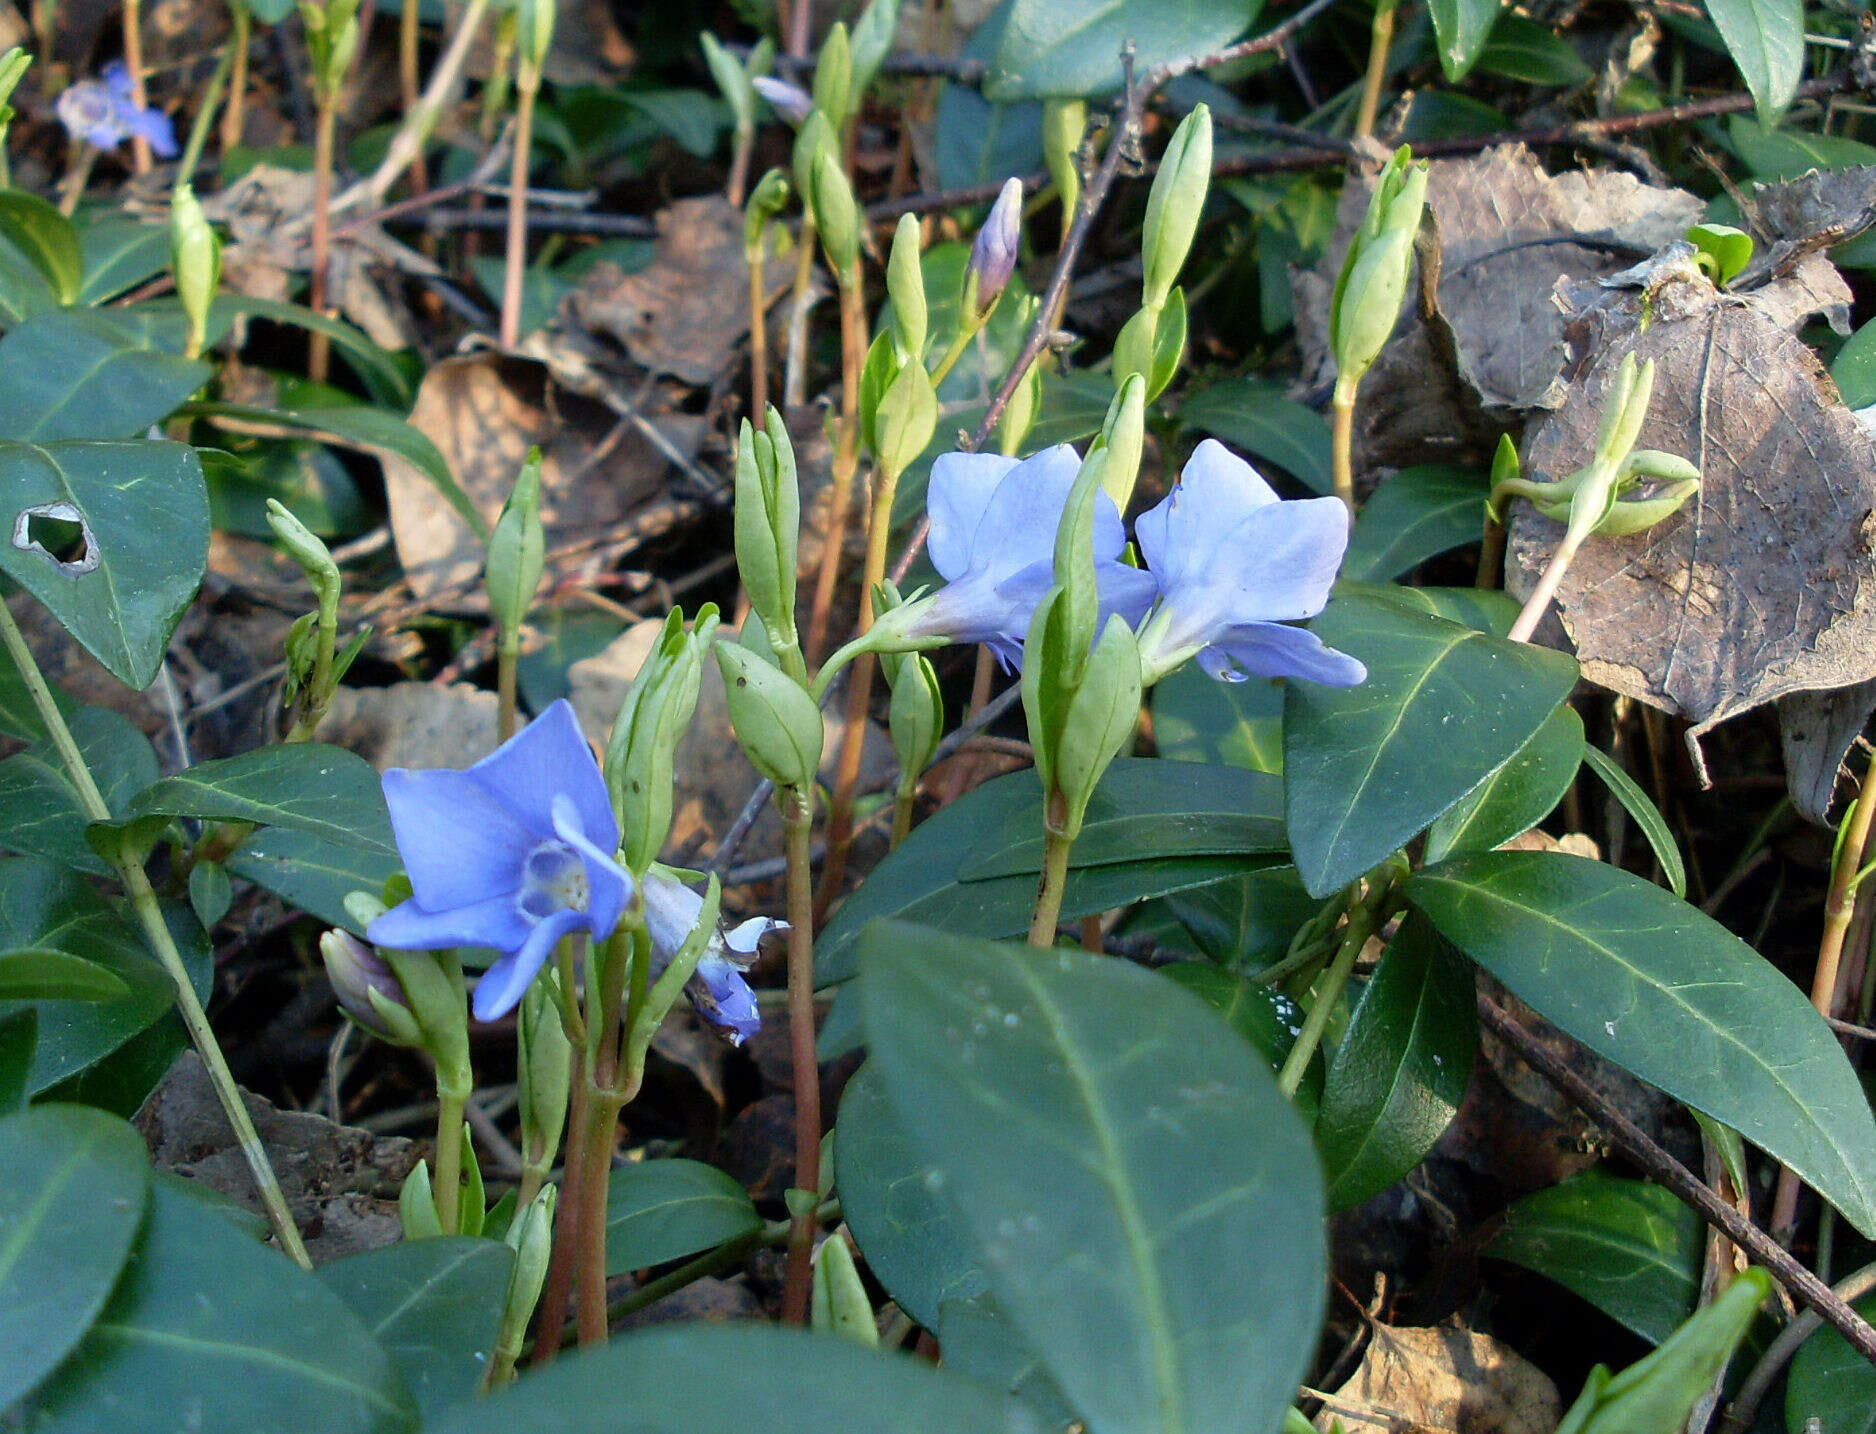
xmin=848 ymin=0 xmax=900 ymax=111
xmin=456 ymin=1128 xmax=486 ymax=1236
xmin=812 ymin=1235 xmax=878 ymax=1345
xmin=399 ymin=1160 xmax=446 ymax=1240
xmin=1051 ymin=615 xmax=1143 ymax=841
xmin=379 ymin=947 xmax=472 ymax=1097
xmin=792 ymin=109 xmax=838 ymax=205
xmin=716 ymin=643 xmax=824 ymax=790
xmin=0 ymin=47 xmax=30 ymax=127
xmin=1045 ymin=452 xmax=1108 ymax=689
xmin=1597 ymin=481 xmax=1700 ymax=537
xmin=169 ymin=184 xmax=221 ymax=361
xmin=517 ymin=974 xmax=570 ymax=1176
xmin=265 ymin=499 xmax=340 ymax=613
xmin=1095 ymin=373 xmax=1146 ymax=511
xmin=734 ymin=410 xmax=801 ymax=648
xmin=1043 ymin=99 xmax=1086 ymax=233
xmin=883 ymin=648 xmax=942 ymax=781
xmin=887 ymin=213 xmax=927 ymax=361
xmin=605 ymin=605 xmax=721 ymax=872
xmin=1141 ymin=105 xmax=1212 ymax=310
xmin=1485 ymin=434 xmax=1523 ymax=522
xmin=1020 ymin=585 xmax=1069 ymax=801
xmin=1110 ymin=305 xmax=1157 ymax=395
xmin=873 ymin=361 xmax=938 ymax=479
xmin=514 ymin=0 xmax=555 ymax=78
xmin=964 ymin=178 xmax=1023 ymax=328
xmin=812 ymin=21 xmax=853 ymax=131
xmin=1555 ymin=1267 xmax=1769 ymax=1434
xmin=1622 ymin=449 xmax=1700 ymax=485
xmin=700 ymin=32 xmax=754 ymax=134
xmin=321 ymin=930 xmax=423 ymax=1046
xmin=486 ymin=449 xmax=545 ymax=640
xmin=1598 ymin=355 xmax=1654 ymax=470
xmin=484 ymin=1184 xmax=556 ymax=1391
xmin=300 ymin=0 xmax=361 ymax=103
xmin=1329 ymin=147 xmax=1427 ymax=390
xmin=811 ymin=150 xmax=861 ymax=274
xmin=744 ymin=167 xmax=793 ymax=261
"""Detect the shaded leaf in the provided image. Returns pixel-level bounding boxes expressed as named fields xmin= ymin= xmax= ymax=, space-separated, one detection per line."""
xmin=0 ymin=1008 xmax=34 ymax=1111
xmin=110 ymin=743 xmax=395 ymax=855
xmin=1344 ymin=465 xmax=1486 ymax=582
xmin=934 ymin=5 xmax=1042 ymax=190
xmin=227 ymin=827 xmax=400 ymax=933
xmin=1474 ymin=12 xmax=1593 ymax=85
xmin=1708 ymin=0 xmax=1803 ymax=123
xmin=0 ymin=705 xmax=158 ymax=877
xmin=0 ymin=308 xmax=210 ymax=441
xmin=1423 ymin=702 xmax=1583 ymax=864
xmin=604 ymin=1159 xmax=761 ymax=1275
xmin=1786 ymin=1292 xmax=1876 ymax=1434
xmin=0 ymin=192 xmax=81 ymax=304
xmin=1161 ymin=961 xmax=1320 ymax=1116
xmin=76 ymin=218 xmax=172 ymax=305
xmin=1428 ymin=0 xmax=1505 ymax=80
xmin=0 ymin=947 xmax=130 ymax=1001
xmin=1151 ymin=661 xmax=1283 ymax=773
xmin=986 ymin=0 xmax=1255 ymax=100
xmin=1579 ymin=743 xmax=1687 ymax=896
xmin=1178 ymin=377 xmax=1331 ymax=494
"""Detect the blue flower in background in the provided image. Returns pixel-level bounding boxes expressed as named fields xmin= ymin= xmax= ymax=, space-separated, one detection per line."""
xmin=56 ymin=63 xmax=178 ymax=158
xmin=643 ymin=869 xmax=780 ymax=1046
xmin=898 ymin=444 xmax=1159 ymax=668
xmin=368 ymin=699 xmax=631 ymax=1022
xmin=1134 ymin=439 xmax=1365 ymax=688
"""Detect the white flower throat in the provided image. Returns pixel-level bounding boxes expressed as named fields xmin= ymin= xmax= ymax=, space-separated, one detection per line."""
xmin=517 ymin=840 xmax=589 ymax=920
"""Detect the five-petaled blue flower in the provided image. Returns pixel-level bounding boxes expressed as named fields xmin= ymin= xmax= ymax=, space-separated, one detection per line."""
xmin=368 ymin=699 xmax=631 ymax=1023
xmin=895 ymin=444 xmax=1159 ymax=669
xmin=56 ymin=63 xmax=178 ymax=158
xmin=1134 ymin=439 xmax=1365 ymax=688
xmin=643 ymin=870 xmax=781 ymax=1046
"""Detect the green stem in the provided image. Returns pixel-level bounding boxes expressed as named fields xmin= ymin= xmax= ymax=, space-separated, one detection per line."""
xmin=529 ymin=1066 xmax=588 ymax=1365
xmin=1353 ymin=0 xmax=1398 ymax=140
xmin=175 ymin=37 xmax=234 ymax=191
xmin=222 ymin=3 xmax=250 ymax=155
xmin=308 ymin=93 xmax=338 ymax=384
xmin=1027 ymin=822 xmax=1074 ymax=947
xmin=497 ymin=632 xmax=520 ymax=742
xmin=1507 ymin=528 xmax=1585 ymax=644
xmin=890 ymin=783 xmax=915 ymax=848
xmin=1331 ymin=377 xmax=1357 ymax=518
xmin=928 ymin=329 xmax=972 ymax=387
xmin=1277 ymin=883 xmax=1395 ymax=1097
xmin=499 ymin=73 xmax=539 ymax=349
xmin=0 ymin=603 xmax=312 ymax=1268
xmin=433 ymin=1087 xmax=468 ymax=1234
xmin=780 ymin=787 xmax=822 ymax=1324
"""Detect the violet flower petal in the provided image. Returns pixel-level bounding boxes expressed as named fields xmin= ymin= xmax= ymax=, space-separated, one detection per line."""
xmin=1197 ymin=622 xmax=1367 ymax=687
xmin=126 ymin=106 xmax=178 ymax=159
xmin=381 ymin=766 xmax=537 ymax=910
xmin=926 ymin=451 xmax=1018 ymax=581
xmin=693 ymin=953 xmax=762 ymax=1045
xmin=473 ymin=906 xmax=586 ymax=1021
xmin=368 ymin=890 xmax=534 ymax=952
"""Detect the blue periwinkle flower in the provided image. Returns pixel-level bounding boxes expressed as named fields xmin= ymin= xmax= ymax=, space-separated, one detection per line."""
xmin=1134 ymin=440 xmax=1365 ymax=687
xmin=643 ymin=870 xmax=780 ymax=1045
xmin=56 ymin=63 xmax=178 ymax=157
xmin=886 ymin=444 xmax=1158 ymax=669
xmin=368 ymin=699 xmax=630 ymax=1022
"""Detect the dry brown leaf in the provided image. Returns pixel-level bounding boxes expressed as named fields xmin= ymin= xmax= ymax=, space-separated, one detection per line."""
xmin=1506 ymin=261 xmax=1876 ymax=776
xmin=1315 ymin=1323 xmax=1561 ymax=1434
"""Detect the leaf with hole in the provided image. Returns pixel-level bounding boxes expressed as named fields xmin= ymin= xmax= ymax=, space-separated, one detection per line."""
xmin=0 ymin=440 xmax=207 ymax=689
xmin=1284 ymin=593 xmax=1578 ymax=896
xmin=0 ymin=1102 xmax=150 ymax=1411
xmin=604 ymin=1159 xmax=761 ymax=1276
xmin=1406 ymin=849 xmax=1876 ymax=1237
xmin=861 ymin=922 xmax=1326 ymax=1434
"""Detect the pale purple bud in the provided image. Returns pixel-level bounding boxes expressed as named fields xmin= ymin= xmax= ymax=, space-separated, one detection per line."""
xmin=321 ymin=930 xmax=418 ymax=1044
xmin=968 ymin=178 xmax=1023 ymax=320
xmin=752 ymin=75 xmax=814 ymax=126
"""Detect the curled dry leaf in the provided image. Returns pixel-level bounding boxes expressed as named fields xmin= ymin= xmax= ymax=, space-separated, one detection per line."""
xmin=1507 ymin=256 xmax=1876 ymax=782
xmin=1314 ymin=1322 xmax=1561 ymax=1434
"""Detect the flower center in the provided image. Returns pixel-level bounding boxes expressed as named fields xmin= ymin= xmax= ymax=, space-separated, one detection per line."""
xmin=515 ymin=841 xmax=589 ymax=921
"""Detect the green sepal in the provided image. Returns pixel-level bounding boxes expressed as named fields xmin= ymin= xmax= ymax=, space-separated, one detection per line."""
xmin=811 ymin=1236 xmax=878 ymax=1346
xmin=715 ymin=643 xmax=824 ymax=790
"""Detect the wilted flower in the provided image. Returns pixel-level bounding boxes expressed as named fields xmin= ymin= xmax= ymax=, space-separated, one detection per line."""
xmin=751 ymin=75 xmax=814 ymax=125
xmin=1133 ymin=440 xmax=1365 ymax=687
xmin=368 ymin=699 xmax=630 ymax=1022
xmin=643 ymin=869 xmax=781 ymax=1045
xmin=56 ymin=63 xmax=177 ymax=157
xmin=966 ymin=177 xmax=1023 ymax=321
xmin=878 ymin=444 xmax=1158 ymax=669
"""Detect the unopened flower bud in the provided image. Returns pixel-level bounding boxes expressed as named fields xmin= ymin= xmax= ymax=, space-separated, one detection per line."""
xmin=812 ymin=1234 xmax=878 ymax=1345
xmin=1051 ymin=615 xmax=1143 ymax=837
xmin=873 ymin=360 xmax=938 ymax=479
xmin=733 ymin=409 xmax=801 ymax=648
xmin=169 ymin=183 xmax=221 ymax=361
xmin=753 ymin=75 xmax=814 ymax=126
xmin=1092 ymin=373 xmax=1146 ymax=511
xmin=265 ymin=499 xmax=340 ymax=614
xmin=1141 ymin=105 xmax=1212 ymax=310
xmin=700 ymin=32 xmax=754 ymax=133
xmin=1043 ymin=100 xmax=1086 ymax=236
xmin=1330 ymin=147 xmax=1428 ymax=393
xmin=0 ymin=47 xmax=30 ymax=127
xmin=299 ymin=0 xmax=360 ymax=104
xmin=792 ymin=108 xmax=837 ymax=200
xmin=964 ymin=177 xmax=1023 ymax=325
xmin=485 ymin=449 xmax=545 ymax=640
xmin=514 ymin=0 xmax=555 ymax=79
xmin=516 ymin=976 xmax=570 ymax=1176
xmin=605 ymin=605 xmax=720 ymax=872
xmin=811 ymin=150 xmax=861 ymax=274
xmin=744 ymin=167 xmax=792 ymax=259
xmin=715 ymin=641 xmax=824 ymax=790
xmin=399 ymin=1160 xmax=445 ymax=1240
xmin=883 ymin=647 xmax=942 ymax=781
xmin=886 ymin=213 xmax=927 ymax=362
xmin=811 ymin=21 xmax=853 ymax=131
xmin=322 ymin=930 xmax=423 ymax=1045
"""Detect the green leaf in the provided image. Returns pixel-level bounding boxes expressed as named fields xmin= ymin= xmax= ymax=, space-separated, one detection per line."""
xmin=1178 ymin=377 xmax=1331 ymax=494
xmin=1341 ymin=580 xmax=1519 ymax=635
xmin=0 ymin=947 xmax=130 ymax=1001
xmin=1483 ymin=1170 xmax=1699 ymax=1345
xmin=0 ymin=440 xmax=208 ymax=689
xmin=1473 ymin=12 xmax=1594 ymax=85
xmin=1707 ymin=0 xmax=1803 ymax=123
xmin=0 ymin=705 xmax=159 ymax=876
xmin=1726 ymin=116 xmax=1876 ymax=181
xmin=1407 ymin=849 xmax=1876 ymax=1237
xmin=604 ymin=1159 xmax=762 ymax=1276
xmin=0 ymin=191 xmax=81 ymax=304
xmin=818 ymin=761 xmax=1286 ymax=983
xmin=0 ymin=857 xmax=210 ymax=1098
xmin=1151 ymin=661 xmax=1283 ymax=772
xmin=1427 ymin=0 xmax=1506 ymax=80
xmin=1162 ymin=866 xmax=1325 ymax=970
xmin=109 ymin=743 xmax=395 ymax=856
xmin=227 ymin=828 xmax=401 ymax=933
xmin=20 ymin=1177 xmax=418 ymax=1432
xmin=1787 ymin=1292 xmax=1876 ymax=1434
xmin=1423 ymin=702 xmax=1583 ymax=864
xmin=0 ymin=308 xmax=211 ymax=440
xmin=1580 ymin=743 xmax=1687 ymax=897
xmin=220 ymin=295 xmax=415 ymax=409
xmin=1831 ymin=314 xmax=1876 ymax=410
xmin=986 ymin=0 xmax=1255 ymax=99
xmin=933 ymin=5 xmax=1043 ymax=189
xmin=1161 ymin=961 xmax=1320 ymax=1115
xmin=76 ymin=217 xmax=172 ymax=305
xmin=0 ymin=635 xmax=76 ymax=740
xmin=936 ymin=1292 xmax=1078 ymax=1428
xmin=860 ymin=922 xmax=1326 ymax=1434
xmin=1687 ymin=222 xmax=1754 ymax=285
xmin=188 ymin=401 xmax=486 ymax=541
xmin=319 ymin=1238 xmax=513 ymax=1420
xmin=839 ymin=1059 xmax=986 ymax=1330
xmin=1283 ymin=594 xmax=1578 ymax=897
xmin=1344 ymin=465 xmax=1485 ymax=582
xmin=0 ymin=1103 xmax=150 ymax=1411
xmin=1314 ymin=914 xmax=1476 ymax=1210
xmin=0 ymin=1008 xmax=35 ymax=1110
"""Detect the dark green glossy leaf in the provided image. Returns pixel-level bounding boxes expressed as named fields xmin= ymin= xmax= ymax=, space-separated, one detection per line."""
xmin=839 ymin=1059 xmax=985 ymax=1330
xmin=1580 ymin=743 xmax=1686 ymax=897
xmin=1315 ymin=914 xmax=1476 ymax=1210
xmin=0 ymin=192 xmax=81 ymax=304
xmin=1178 ymin=377 xmax=1330 ymax=494
xmin=1162 ymin=866 xmax=1324 ymax=970
xmin=1344 ymin=465 xmax=1485 ymax=582
xmin=1151 ymin=661 xmax=1282 ymax=773
xmin=21 ymin=1178 xmax=417 ymax=1432
xmin=227 ymin=827 xmax=400 ymax=933
xmin=934 ymin=3 xmax=1043 ymax=189
xmin=1727 ymin=116 xmax=1876 ymax=180
xmin=604 ymin=1158 xmax=761 ymax=1276
xmin=0 ymin=636 xmax=75 ymax=741
xmin=1708 ymin=0 xmax=1802 ymax=123
xmin=1787 ymin=1292 xmax=1876 ymax=1434
xmin=429 ymin=1323 xmax=1042 ymax=1434
xmin=319 ymin=1238 xmax=513 ymax=1420
xmin=0 ymin=947 xmax=130 ymax=1001
xmin=1428 ymin=0 xmax=1504 ymax=80
xmin=0 ymin=1103 xmax=150 ymax=1410
xmin=986 ymin=0 xmax=1255 ymax=99
xmin=0 ymin=440 xmax=207 ymax=689
xmin=0 ymin=308 xmax=210 ymax=440
xmin=1484 ymin=1170 xmax=1699 ymax=1345
xmin=861 ymin=922 xmax=1325 ymax=1434
xmin=221 ymin=296 xmax=413 ymax=409
xmin=110 ymin=743 xmax=395 ymax=855
xmin=936 ymin=1293 xmax=1078 ymax=1428
xmin=0 ymin=706 xmax=158 ymax=876
xmin=1474 ymin=11 xmax=1593 ymax=84
xmin=1284 ymin=594 xmax=1578 ymax=897
xmin=1832 ymin=314 xmax=1876 ymax=410
xmin=1423 ymin=702 xmax=1583 ymax=864
xmin=0 ymin=1008 xmax=35 ymax=1110
xmin=1336 ymin=580 xmax=1518 ymax=635
xmin=76 ymin=218 xmax=171 ymax=305
xmin=1407 ymin=849 xmax=1876 ymax=1236
xmin=1161 ymin=961 xmax=1320 ymax=1116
